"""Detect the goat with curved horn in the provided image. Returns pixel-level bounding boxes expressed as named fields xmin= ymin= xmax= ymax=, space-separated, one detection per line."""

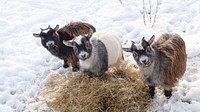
xmin=33 ymin=22 xmax=96 ymax=71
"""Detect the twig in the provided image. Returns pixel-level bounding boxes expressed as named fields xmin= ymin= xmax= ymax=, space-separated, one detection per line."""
xmin=152 ymin=0 xmax=159 ymax=27
xmin=142 ymin=0 xmax=160 ymax=27
xmin=142 ymin=0 xmax=146 ymax=26
xmin=119 ymin=0 xmax=123 ymax=4
xmin=148 ymin=0 xmax=152 ymax=25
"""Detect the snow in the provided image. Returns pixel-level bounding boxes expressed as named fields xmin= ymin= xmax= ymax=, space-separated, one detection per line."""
xmin=0 ymin=0 xmax=200 ymax=111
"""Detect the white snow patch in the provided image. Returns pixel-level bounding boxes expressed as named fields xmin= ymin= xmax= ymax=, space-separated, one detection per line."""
xmin=0 ymin=0 xmax=200 ymax=111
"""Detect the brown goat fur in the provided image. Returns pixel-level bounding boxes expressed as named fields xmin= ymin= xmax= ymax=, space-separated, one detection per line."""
xmin=60 ymin=22 xmax=96 ymax=38
xmin=152 ymin=33 xmax=187 ymax=89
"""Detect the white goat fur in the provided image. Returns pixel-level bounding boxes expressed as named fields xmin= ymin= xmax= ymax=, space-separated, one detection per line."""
xmin=91 ymin=32 xmax=123 ymax=66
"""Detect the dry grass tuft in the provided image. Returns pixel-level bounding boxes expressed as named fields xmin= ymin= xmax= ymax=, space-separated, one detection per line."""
xmin=42 ymin=62 xmax=152 ymax=112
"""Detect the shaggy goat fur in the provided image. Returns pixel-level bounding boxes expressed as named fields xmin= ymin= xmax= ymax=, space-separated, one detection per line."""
xmin=124 ymin=33 xmax=187 ymax=98
xmin=150 ymin=33 xmax=187 ymax=89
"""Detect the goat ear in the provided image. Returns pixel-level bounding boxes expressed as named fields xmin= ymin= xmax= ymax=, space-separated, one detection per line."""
xmin=54 ymin=24 xmax=59 ymax=31
xmin=87 ymin=29 xmax=93 ymax=39
xmin=33 ymin=33 xmax=40 ymax=37
xmin=123 ymin=41 xmax=136 ymax=52
xmin=131 ymin=41 xmax=137 ymax=50
xmin=63 ymin=40 xmax=73 ymax=47
xmin=141 ymin=37 xmax=149 ymax=49
xmin=141 ymin=37 xmax=147 ymax=43
xmin=148 ymin=35 xmax=155 ymax=45
xmin=123 ymin=48 xmax=132 ymax=52
xmin=33 ymin=33 xmax=46 ymax=40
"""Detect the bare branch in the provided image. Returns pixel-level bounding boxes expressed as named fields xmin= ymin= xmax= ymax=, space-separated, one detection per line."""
xmin=143 ymin=0 xmax=146 ymax=26
xmin=119 ymin=0 xmax=123 ymax=4
xmin=152 ymin=0 xmax=159 ymax=27
xmin=142 ymin=0 xmax=160 ymax=27
xmin=148 ymin=0 xmax=152 ymax=25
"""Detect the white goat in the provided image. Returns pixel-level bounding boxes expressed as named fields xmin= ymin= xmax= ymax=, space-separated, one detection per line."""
xmin=63 ymin=29 xmax=123 ymax=77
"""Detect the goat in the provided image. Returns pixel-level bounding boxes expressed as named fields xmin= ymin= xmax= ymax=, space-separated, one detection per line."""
xmin=33 ymin=22 xmax=96 ymax=71
xmin=123 ymin=33 xmax=187 ymax=99
xmin=63 ymin=29 xmax=123 ymax=77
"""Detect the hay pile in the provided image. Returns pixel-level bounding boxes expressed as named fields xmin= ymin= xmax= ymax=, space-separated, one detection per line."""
xmin=42 ymin=62 xmax=152 ymax=112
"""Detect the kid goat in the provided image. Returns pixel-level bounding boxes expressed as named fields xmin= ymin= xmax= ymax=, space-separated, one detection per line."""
xmin=63 ymin=29 xmax=123 ymax=77
xmin=123 ymin=33 xmax=186 ymax=99
xmin=33 ymin=22 xmax=96 ymax=71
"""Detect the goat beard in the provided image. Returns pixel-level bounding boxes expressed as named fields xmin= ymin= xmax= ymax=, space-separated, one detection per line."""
xmin=48 ymin=45 xmax=59 ymax=56
xmin=47 ymin=45 xmax=58 ymax=50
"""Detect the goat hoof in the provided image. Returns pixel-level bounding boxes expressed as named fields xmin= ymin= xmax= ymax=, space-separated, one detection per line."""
xmin=83 ymin=71 xmax=94 ymax=78
xmin=164 ymin=90 xmax=172 ymax=99
xmin=150 ymin=94 xmax=154 ymax=99
xmin=88 ymin=75 xmax=93 ymax=78
xmin=72 ymin=67 xmax=79 ymax=72
xmin=63 ymin=64 xmax=69 ymax=68
xmin=149 ymin=86 xmax=155 ymax=99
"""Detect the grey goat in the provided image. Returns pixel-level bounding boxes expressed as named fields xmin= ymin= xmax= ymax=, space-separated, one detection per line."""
xmin=123 ymin=33 xmax=187 ymax=99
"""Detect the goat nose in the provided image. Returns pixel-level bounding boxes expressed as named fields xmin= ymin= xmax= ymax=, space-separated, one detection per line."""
xmin=142 ymin=60 xmax=146 ymax=62
xmin=48 ymin=44 xmax=53 ymax=48
xmin=81 ymin=54 xmax=86 ymax=58
xmin=142 ymin=59 xmax=146 ymax=63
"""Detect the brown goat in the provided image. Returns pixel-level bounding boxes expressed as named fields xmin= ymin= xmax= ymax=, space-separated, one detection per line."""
xmin=123 ymin=33 xmax=187 ymax=98
xmin=33 ymin=22 xmax=96 ymax=71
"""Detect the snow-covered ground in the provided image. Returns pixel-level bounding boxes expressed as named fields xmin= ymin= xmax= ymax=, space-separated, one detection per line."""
xmin=0 ymin=0 xmax=200 ymax=111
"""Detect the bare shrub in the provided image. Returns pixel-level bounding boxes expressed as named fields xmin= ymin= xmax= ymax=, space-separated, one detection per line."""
xmin=141 ymin=0 xmax=160 ymax=27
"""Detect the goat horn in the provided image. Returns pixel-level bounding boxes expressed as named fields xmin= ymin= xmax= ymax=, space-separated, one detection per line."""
xmin=142 ymin=37 xmax=145 ymax=40
xmin=40 ymin=25 xmax=51 ymax=32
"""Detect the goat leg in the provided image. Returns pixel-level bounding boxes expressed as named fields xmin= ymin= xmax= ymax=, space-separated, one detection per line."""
xmin=63 ymin=59 xmax=69 ymax=68
xmin=164 ymin=89 xmax=172 ymax=99
xmin=72 ymin=65 xmax=79 ymax=72
xmin=149 ymin=86 xmax=155 ymax=99
xmin=83 ymin=71 xmax=94 ymax=78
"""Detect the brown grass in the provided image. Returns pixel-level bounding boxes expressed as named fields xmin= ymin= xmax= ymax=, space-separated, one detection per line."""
xmin=41 ymin=62 xmax=152 ymax=112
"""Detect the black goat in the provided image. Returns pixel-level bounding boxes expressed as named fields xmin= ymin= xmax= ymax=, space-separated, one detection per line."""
xmin=33 ymin=22 xmax=96 ymax=71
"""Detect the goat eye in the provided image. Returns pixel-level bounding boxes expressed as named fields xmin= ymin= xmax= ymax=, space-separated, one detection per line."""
xmin=73 ymin=46 xmax=78 ymax=53
xmin=85 ymin=42 xmax=90 ymax=50
xmin=146 ymin=47 xmax=151 ymax=52
xmin=132 ymin=52 xmax=138 ymax=58
xmin=41 ymin=37 xmax=45 ymax=40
